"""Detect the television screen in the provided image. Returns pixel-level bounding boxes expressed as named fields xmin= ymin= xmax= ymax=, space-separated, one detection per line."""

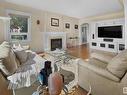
xmin=98 ymin=26 xmax=122 ymax=38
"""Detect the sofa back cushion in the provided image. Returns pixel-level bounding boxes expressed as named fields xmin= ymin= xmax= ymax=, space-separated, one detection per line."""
xmin=107 ymin=49 xmax=127 ymax=78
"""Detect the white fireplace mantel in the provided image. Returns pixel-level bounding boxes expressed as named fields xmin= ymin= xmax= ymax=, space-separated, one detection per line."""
xmin=43 ymin=32 xmax=67 ymax=51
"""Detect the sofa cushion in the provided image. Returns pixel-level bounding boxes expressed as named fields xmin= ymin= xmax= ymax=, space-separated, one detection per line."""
xmin=79 ymin=59 xmax=120 ymax=82
xmin=14 ymin=50 xmax=28 ymax=64
xmin=107 ymin=49 xmax=127 ymax=78
xmin=87 ymin=58 xmax=107 ymax=68
xmin=90 ymin=52 xmax=115 ymax=63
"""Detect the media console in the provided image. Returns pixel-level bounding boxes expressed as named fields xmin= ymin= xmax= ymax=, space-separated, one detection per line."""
xmin=91 ymin=41 xmax=125 ymax=53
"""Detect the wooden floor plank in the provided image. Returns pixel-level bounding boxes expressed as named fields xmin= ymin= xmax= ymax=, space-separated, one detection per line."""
xmin=67 ymin=44 xmax=89 ymax=59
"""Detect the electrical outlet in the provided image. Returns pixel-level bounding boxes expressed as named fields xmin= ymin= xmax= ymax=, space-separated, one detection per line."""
xmin=123 ymin=87 xmax=127 ymax=94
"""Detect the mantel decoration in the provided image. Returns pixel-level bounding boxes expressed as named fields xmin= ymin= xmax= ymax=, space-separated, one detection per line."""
xmin=75 ymin=25 xmax=78 ymax=29
xmin=51 ymin=18 xmax=59 ymax=27
xmin=65 ymin=23 xmax=70 ymax=29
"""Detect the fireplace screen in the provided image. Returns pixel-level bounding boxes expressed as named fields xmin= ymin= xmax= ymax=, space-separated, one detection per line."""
xmin=51 ymin=38 xmax=62 ymax=51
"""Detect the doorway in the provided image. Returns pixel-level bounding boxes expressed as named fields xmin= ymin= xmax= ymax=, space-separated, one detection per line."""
xmin=81 ymin=23 xmax=89 ymax=44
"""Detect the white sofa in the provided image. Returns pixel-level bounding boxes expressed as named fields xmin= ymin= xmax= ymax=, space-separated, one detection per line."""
xmin=78 ymin=50 xmax=127 ymax=95
xmin=0 ymin=41 xmax=79 ymax=95
xmin=0 ymin=41 xmax=49 ymax=95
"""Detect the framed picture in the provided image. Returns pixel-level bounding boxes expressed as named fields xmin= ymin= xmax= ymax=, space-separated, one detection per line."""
xmin=65 ymin=23 xmax=70 ymax=29
xmin=75 ymin=25 xmax=78 ymax=29
xmin=51 ymin=18 xmax=59 ymax=27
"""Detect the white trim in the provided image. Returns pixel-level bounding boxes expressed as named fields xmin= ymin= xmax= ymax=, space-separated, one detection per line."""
xmin=0 ymin=16 xmax=10 ymax=20
xmin=5 ymin=9 xmax=31 ymax=42
xmin=12 ymin=89 xmax=15 ymax=95
xmin=6 ymin=9 xmax=31 ymax=17
xmin=80 ymin=23 xmax=90 ymax=45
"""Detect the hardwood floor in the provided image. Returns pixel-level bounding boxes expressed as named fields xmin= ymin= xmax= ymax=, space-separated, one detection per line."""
xmin=40 ymin=86 xmax=87 ymax=95
xmin=74 ymin=86 xmax=88 ymax=95
xmin=67 ymin=44 xmax=90 ymax=59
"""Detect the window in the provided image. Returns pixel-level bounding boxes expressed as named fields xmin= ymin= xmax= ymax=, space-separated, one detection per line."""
xmin=7 ymin=10 xmax=31 ymax=42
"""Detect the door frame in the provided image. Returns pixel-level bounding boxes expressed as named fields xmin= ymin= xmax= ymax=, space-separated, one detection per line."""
xmin=81 ymin=23 xmax=89 ymax=44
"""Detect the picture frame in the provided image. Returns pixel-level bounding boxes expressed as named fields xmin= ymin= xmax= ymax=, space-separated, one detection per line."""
xmin=75 ymin=25 xmax=78 ymax=29
xmin=65 ymin=23 xmax=70 ymax=29
xmin=51 ymin=18 xmax=59 ymax=27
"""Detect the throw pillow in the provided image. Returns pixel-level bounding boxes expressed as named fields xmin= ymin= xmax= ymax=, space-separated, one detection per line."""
xmin=1 ymin=41 xmax=10 ymax=47
xmin=0 ymin=42 xmax=18 ymax=75
xmin=13 ymin=44 xmax=24 ymax=51
xmin=0 ymin=42 xmax=10 ymax=59
xmin=0 ymin=60 xmax=10 ymax=76
xmin=3 ymin=49 xmax=18 ymax=75
xmin=14 ymin=50 xmax=28 ymax=64
xmin=107 ymin=49 xmax=127 ymax=78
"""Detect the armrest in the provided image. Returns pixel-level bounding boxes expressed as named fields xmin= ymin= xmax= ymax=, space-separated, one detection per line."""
xmin=0 ymin=72 xmax=12 ymax=95
xmin=79 ymin=62 xmax=120 ymax=82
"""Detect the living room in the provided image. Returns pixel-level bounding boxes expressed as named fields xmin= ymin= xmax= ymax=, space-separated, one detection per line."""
xmin=0 ymin=0 xmax=127 ymax=95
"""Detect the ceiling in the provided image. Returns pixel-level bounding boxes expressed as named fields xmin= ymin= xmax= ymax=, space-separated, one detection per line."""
xmin=4 ymin=0 xmax=123 ymax=18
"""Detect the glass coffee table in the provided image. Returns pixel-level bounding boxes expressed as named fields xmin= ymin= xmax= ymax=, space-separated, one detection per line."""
xmin=44 ymin=49 xmax=79 ymax=92
xmin=45 ymin=49 xmax=76 ymax=65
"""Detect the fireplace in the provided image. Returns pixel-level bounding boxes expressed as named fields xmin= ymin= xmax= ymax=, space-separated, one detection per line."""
xmin=51 ymin=38 xmax=62 ymax=51
xmin=43 ymin=32 xmax=66 ymax=51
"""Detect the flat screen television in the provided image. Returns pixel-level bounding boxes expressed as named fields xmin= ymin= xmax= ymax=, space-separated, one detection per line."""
xmin=98 ymin=25 xmax=122 ymax=38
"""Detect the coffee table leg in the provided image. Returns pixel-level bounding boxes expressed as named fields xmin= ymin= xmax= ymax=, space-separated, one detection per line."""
xmin=13 ymin=89 xmax=15 ymax=95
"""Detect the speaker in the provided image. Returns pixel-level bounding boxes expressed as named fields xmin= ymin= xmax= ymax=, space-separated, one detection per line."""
xmin=103 ymin=39 xmax=113 ymax=42
xmin=92 ymin=34 xmax=94 ymax=39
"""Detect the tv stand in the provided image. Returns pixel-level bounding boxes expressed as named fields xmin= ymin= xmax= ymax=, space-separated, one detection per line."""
xmin=91 ymin=40 xmax=125 ymax=53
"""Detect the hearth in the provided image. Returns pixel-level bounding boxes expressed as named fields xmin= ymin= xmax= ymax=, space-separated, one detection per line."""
xmin=51 ymin=38 xmax=62 ymax=51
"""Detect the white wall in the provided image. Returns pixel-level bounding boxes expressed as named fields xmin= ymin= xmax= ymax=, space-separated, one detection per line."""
xmin=79 ymin=11 xmax=124 ymax=45
xmin=124 ymin=0 xmax=127 ymax=49
xmin=0 ymin=1 xmax=79 ymax=52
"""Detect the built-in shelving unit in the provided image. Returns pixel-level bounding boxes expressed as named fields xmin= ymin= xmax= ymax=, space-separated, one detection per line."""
xmin=90 ymin=18 xmax=125 ymax=53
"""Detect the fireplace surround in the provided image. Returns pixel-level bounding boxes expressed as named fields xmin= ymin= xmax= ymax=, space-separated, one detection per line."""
xmin=43 ymin=32 xmax=67 ymax=51
xmin=51 ymin=38 xmax=62 ymax=51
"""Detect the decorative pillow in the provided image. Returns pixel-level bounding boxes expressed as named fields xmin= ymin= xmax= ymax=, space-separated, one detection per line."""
xmin=91 ymin=52 xmax=115 ymax=63
xmin=1 ymin=41 xmax=10 ymax=47
xmin=3 ymin=49 xmax=18 ymax=75
xmin=0 ymin=42 xmax=10 ymax=59
xmin=14 ymin=50 xmax=28 ymax=64
xmin=107 ymin=49 xmax=127 ymax=78
xmin=0 ymin=42 xmax=18 ymax=76
xmin=13 ymin=44 xmax=24 ymax=51
xmin=0 ymin=60 xmax=10 ymax=76
xmin=13 ymin=44 xmax=29 ymax=51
